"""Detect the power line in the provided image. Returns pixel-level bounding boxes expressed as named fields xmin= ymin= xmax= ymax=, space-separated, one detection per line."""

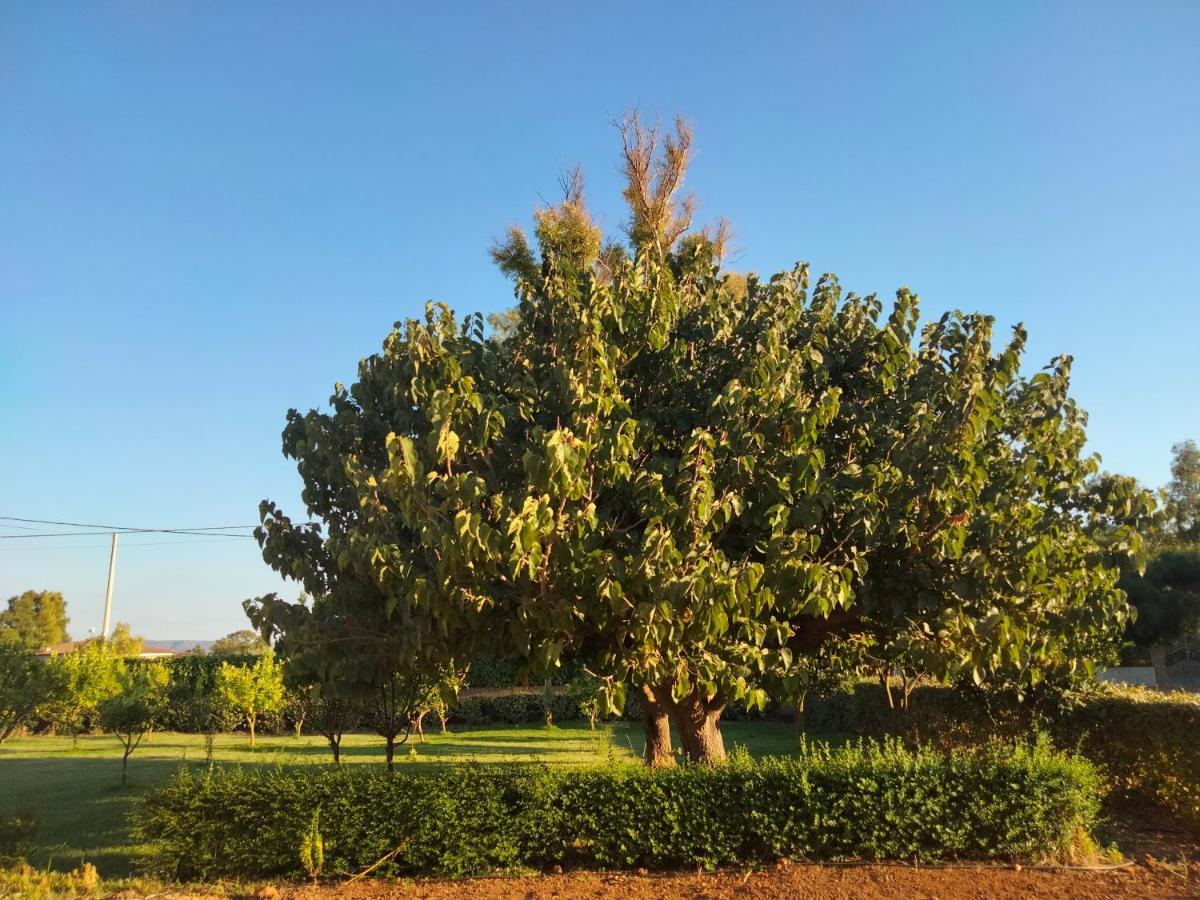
xmin=0 ymin=532 xmax=250 ymax=540
xmin=0 ymin=515 xmax=261 ymax=540
xmin=0 ymin=537 xmax=263 ymax=552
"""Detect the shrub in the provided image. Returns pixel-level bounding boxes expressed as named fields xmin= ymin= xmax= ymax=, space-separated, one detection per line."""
xmin=1060 ymin=685 xmax=1200 ymax=827
xmin=136 ymin=738 xmax=1100 ymax=880
xmin=798 ymin=679 xmax=1200 ymax=828
xmin=0 ymin=812 xmax=37 ymax=866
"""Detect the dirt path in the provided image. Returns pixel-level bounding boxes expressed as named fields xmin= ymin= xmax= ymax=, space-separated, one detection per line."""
xmin=240 ymin=860 xmax=1197 ymax=900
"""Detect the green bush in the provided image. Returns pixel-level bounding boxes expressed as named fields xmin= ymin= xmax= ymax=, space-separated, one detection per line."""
xmin=1060 ymin=685 xmax=1200 ymax=827
xmin=0 ymin=812 xmax=37 ymax=866
xmin=797 ymin=679 xmax=1200 ymax=828
xmin=135 ymin=738 xmax=1100 ymax=880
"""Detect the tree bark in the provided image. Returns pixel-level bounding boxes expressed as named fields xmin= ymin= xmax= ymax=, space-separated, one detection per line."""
xmin=669 ymin=688 xmax=726 ymax=765
xmin=327 ymin=734 xmax=341 ymax=764
xmin=385 ymin=734 xmax=396 ymax=772
xmin=640 ymin=684 xmax=674 ymax=767
xmin=248 ymin=715 xmax=257 ymax=747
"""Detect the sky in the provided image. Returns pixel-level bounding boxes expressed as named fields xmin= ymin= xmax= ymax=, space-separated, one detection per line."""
xmin=1 ymin=1 xmax=1197 ymax=640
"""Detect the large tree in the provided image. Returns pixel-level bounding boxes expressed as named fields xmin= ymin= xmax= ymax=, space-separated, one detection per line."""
xmin=250 ymin=114 xmax=1143 ymax=764
xmin=0 ymin=591 xmax=69 ymax=649
xmin=1165 ymin=439 xmax=1200 ymax=543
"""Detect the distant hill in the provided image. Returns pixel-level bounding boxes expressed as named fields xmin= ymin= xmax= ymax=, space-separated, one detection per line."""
xmin=145 ymin=639 xmax=214 ymax=653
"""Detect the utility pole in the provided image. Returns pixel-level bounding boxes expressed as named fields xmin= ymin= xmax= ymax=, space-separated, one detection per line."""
xmin=101 ymin=532 xmax=118 ymax=639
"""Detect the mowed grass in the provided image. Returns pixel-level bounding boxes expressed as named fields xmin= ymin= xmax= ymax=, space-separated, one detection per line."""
xmin=0 ymin=721 xmax=815 ymax=876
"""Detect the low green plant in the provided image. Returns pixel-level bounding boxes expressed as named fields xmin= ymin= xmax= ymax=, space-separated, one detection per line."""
xmin=135 ymin=737 xmax=1101 ymax=880
xmin=298 ymin=811 xmax=323 ymax=882
xmin=0 ymin=812 xmax=38 ymax=866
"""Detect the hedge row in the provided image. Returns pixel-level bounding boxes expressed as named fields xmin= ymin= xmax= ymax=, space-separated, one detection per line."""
xmin=135 ymin=739 xmax=1100 ymax=880
xmin=797 ymin=680 xmax=1200 ymax=828
xmin=1063 ymin=686 xmax=1200 ymax=826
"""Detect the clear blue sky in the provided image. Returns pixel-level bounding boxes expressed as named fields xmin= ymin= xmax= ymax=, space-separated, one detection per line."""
xmin=2 ymin=2 xmax=1197 ymax=639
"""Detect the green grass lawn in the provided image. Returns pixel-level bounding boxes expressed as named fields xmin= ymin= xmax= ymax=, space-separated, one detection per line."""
xmin=0 ymin=721 xmax=817 ymax=877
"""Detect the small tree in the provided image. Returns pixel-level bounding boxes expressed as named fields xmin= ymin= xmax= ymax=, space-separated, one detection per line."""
xmin=409 ymin=664 xmax=468 ymax=739
xmin=566 ymin=673 xmax=604 ymax=730
xmin=284 ymin=685 xmax=311 ymax=738
xmin=97 ymin=661 xmax=169 ymax=785
xmin=362 ymin=663 xmax=439 ymax=770
xmin=44 ymin=642 xmax=121 ymax=746
xmin=428 ymin=667 xmax=468 ymax=734
xmin=214 ymin=653 xmax=285 ymax=746
xmin=310 ymin=688 xmax=358 ymax=764
xmin=0 ymin=641 xmax=67 ymax=743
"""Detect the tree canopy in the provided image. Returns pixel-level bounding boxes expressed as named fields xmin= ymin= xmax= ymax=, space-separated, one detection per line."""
xmin=210 ymin=629 xmax=270 ymax=656
xmin=1121 ymin=551 xmax=1200 ymax=647
xmin=1165 ymin=439 xmax=1200 ymax=544
xmin=106 ymin=622 xmax=145 ymax=657
xmin=214 ymin=652 xmax=284 ymax=746
xmin=249 ymin=114 xmax=1146 ymax=763
xmin=0 ymin=590 xmax=69 ymax=649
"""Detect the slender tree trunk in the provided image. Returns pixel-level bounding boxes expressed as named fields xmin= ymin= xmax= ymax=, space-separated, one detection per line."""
xmin=438 ymin=710 xmax=448 ymax=733
xmin=640 ymin=684 xmax=675 ymax=768
xmin=328 ymin=734 xmax=341 ymax=764
xmin=385 ymin=734 xmax=395 ymax=772
xmin=121 ymin=745 xmax=131 ymax=786
xmin=1151 ymin=643 xmax=1170 ymax=690
xmin=248 ymin=714 xmax=257 ymax=747
xmin=414 ymin=711 xmax=426 ymax=743
xmin=670 ymin=688 xmax=726 ymax=765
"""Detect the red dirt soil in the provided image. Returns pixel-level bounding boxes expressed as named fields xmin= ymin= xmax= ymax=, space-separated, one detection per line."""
xmin=267 ymin=861 xmax=1198 ymax=899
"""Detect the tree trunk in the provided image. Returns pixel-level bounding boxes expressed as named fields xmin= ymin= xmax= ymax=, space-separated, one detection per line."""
xmin=670 ymin=688 xmax=726 ymax=765
xmin=438 ymin=711 xmax=448 ymax=733
xmin=414 ymin=711 xmax=426 ymax=743
xmin=1151 ymin=642 xmax=1170 ymax=690
xmin=640 ymin=684 xmax=675 ymax=768
xmin=328 ymin=734 xmax=341 ymax=764
xmin=121 ymin=747 xmax=131 ymax=786
xmin=385 ymin=735 xmax=395 ymax=772
xmin=248 ymin=715 xmax=257 ymax=747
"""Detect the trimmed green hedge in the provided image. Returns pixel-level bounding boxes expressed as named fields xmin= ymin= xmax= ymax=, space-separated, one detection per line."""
xmin=1062 ymin=685 xmax=1200 ymax=826
xmin=135 ymin=739 xmax=1100 ymax=880
xmin=799 ymin=680 xmax=1200 ymax=828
